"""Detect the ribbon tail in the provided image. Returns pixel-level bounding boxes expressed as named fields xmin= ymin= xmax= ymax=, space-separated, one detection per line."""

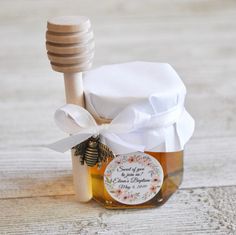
xmin=176 ymin=108 xmax=195 ymax=148
xmin=47 ymin=133 xmax=93 ymax=153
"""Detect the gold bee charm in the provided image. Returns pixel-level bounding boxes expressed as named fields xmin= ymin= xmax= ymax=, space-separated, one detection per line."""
xmin=73 ymin=136 xmax=115 ymax=168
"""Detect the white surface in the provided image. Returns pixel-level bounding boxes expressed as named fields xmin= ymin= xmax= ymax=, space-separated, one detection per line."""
xmin=0 ymin=0 xmax=236 ymax=234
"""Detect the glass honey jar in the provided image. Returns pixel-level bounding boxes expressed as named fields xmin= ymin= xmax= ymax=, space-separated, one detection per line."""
xmin=81 ymin=61 xmax=194 ymax=209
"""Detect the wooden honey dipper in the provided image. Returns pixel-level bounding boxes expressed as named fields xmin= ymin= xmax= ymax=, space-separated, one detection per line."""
xmin=46 ymin=16 xmax=94 ymax=202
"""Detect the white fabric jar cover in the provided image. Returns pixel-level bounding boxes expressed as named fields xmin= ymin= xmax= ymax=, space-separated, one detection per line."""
xmin=83 ymin=61 xmax=194 ymax=152
xmin=49 ymin=61 xmax=194 ymax=154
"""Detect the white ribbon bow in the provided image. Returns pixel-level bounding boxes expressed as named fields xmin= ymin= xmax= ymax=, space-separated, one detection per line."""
xmin=48 ymin=102 xmax=183 ymax=155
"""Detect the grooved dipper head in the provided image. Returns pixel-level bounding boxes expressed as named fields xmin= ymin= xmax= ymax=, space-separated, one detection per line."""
xmin=46 ymin=16 xmax=94 ymax=73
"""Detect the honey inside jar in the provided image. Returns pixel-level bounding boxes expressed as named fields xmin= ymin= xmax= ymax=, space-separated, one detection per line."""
xmin=90 ymin=151 xmax=183 ymax=209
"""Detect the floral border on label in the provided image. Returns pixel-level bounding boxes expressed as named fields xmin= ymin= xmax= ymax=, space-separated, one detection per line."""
xmin=104 ymin=152 xmax=163 ymax=205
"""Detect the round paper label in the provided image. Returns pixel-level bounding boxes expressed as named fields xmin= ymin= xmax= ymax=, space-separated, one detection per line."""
xmin=104 ymin=152 xmax=164 ymax=205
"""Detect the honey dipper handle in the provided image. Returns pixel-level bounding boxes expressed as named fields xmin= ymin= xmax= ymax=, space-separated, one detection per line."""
xmin=64 ymin=73 xmax=84 ymax=106
xmin=71 ymin=149 xmax=92 ymax=202
xmin=63 ymin=73 xmax=92 ymax=202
